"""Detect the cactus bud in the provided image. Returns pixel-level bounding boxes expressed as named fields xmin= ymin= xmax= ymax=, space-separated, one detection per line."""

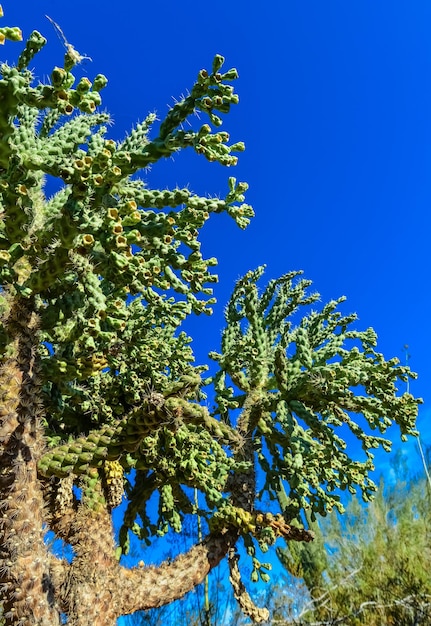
xmin=212 ymin=54 xmax=225 ymax=74
xmin=76 ymin=76 xmax=92 ymax=93
xmin=51 ymin=67 xmax=67 ymax=88
xmin=93 ymin=73 xmax=108 ymax=92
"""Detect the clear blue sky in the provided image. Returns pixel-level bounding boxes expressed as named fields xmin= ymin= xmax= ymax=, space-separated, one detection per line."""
xmin=5 ymin=0 xmax=431 ymax=532
xmin=6 ymin=0 xmax=430 ymax=462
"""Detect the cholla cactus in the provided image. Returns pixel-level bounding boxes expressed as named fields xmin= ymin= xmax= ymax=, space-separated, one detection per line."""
xmin=0 ymin=9 xmax=421 ymax=626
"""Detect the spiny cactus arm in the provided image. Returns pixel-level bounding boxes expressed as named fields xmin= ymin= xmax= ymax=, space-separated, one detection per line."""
xmin=228 ymin=548 xmax=270 ymax=624
xmin=128 ymin=177 xmax=252 ymax=229
xmin=209 ymin=268 xmax=421 ymax=523
xmin=118 ymin=55 xmax=244 ymax=170
xmin=159 ymin=55 xmax=237 ymax=138
xmin=116 ymin=528 xmax=238 ymax=615
xmin=163 ymin=396 xmax=243 ymax=444
xmin=37 ymin=395 xmax=169 ymax=478
xmin=37 ymin=389 xmax=242 ymax=478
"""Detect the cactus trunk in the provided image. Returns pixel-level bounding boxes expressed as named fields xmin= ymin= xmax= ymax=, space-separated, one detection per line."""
xmin=0 ymin=298 xmax=61 ymax=624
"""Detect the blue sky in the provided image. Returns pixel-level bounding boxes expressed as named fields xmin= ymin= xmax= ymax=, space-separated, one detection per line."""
xmin=6 ymin=0 xmax=430 ymax=470
xmin=3 ymin=0 xmax=431 ymax=613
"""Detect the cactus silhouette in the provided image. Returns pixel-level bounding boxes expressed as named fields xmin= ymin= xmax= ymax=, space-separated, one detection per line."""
xmin=0 ymin=8 xmax=421 ymax=625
